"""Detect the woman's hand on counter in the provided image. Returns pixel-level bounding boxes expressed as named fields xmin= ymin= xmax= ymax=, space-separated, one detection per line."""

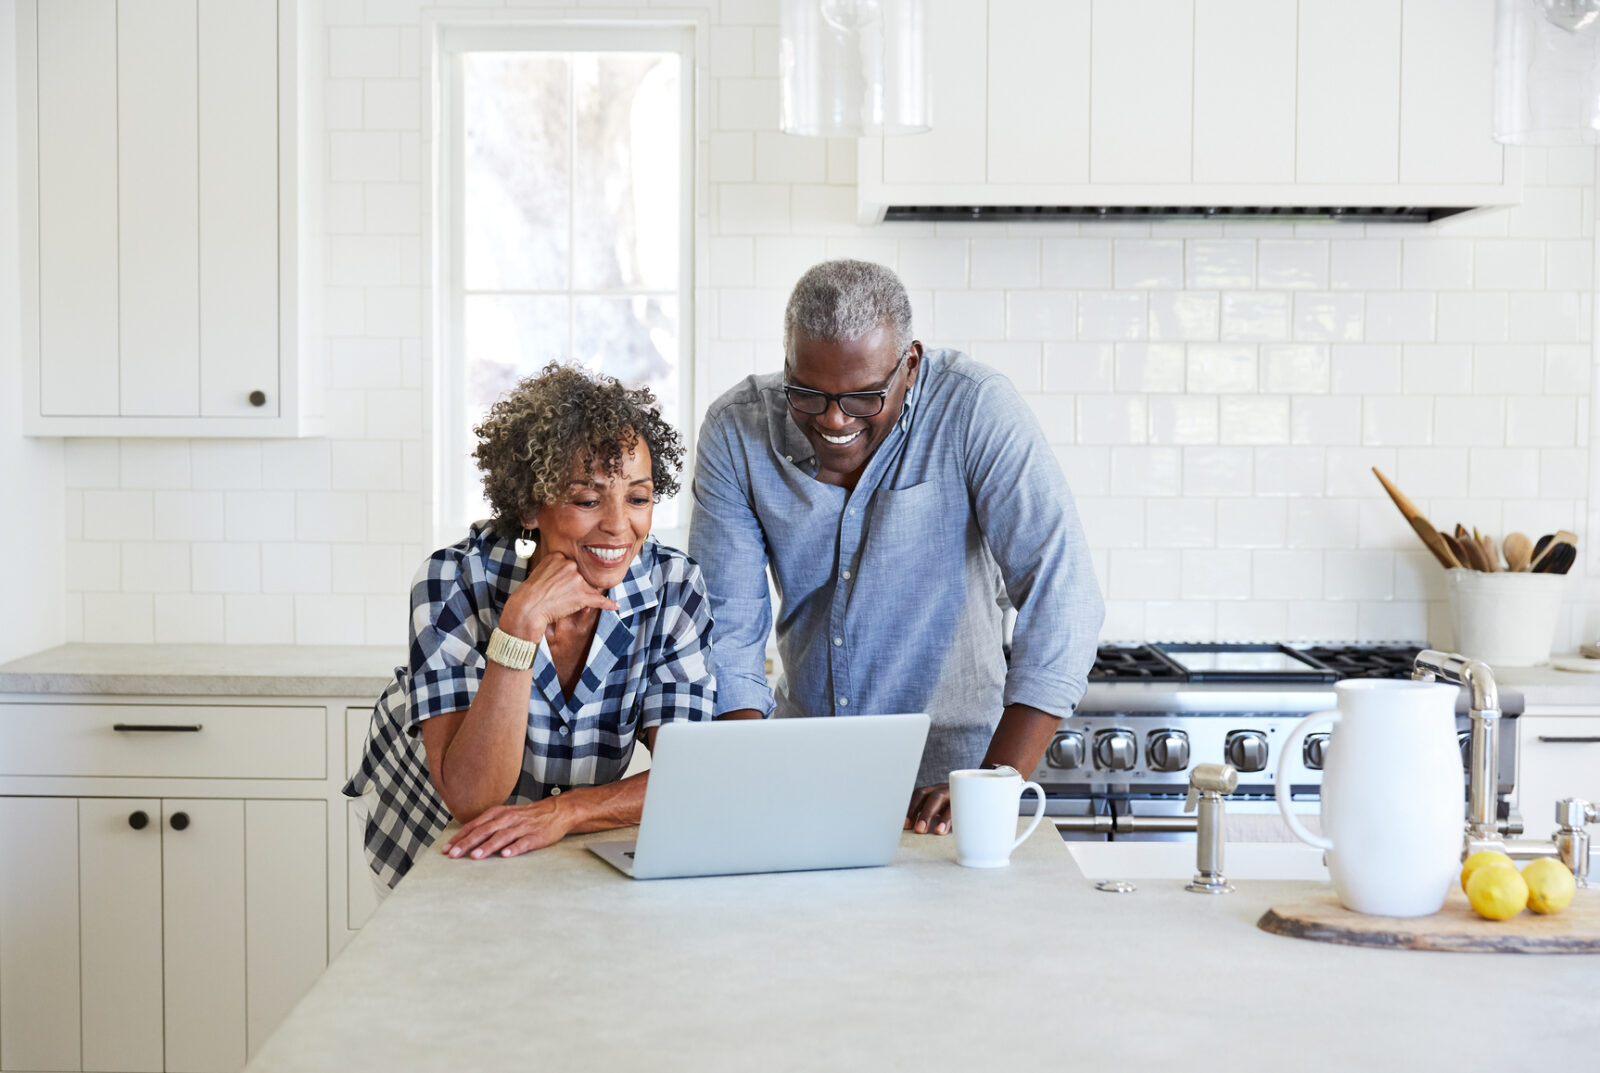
xmin=500 ymin=551 xmax=618 ymax=641
xmin=444 ymin=799 xmax=572 ymax=860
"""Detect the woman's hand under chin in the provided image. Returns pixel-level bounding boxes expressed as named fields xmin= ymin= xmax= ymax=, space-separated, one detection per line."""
xmin=443 ymin=799 xmax=572 ymax=860
xmin=500 ymin=550 xmax=619 ymax=640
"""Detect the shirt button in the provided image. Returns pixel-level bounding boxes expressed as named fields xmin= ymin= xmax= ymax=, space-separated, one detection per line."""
xmin=785 ymin=455 xmax=793 ymax=462
xmin=558 ymin=725 xmax=569 ymax=736
xmin=838 ymin=696 xmax=850 ymax=707
xmin=550 ymin=787 xmax=563 ymax=796
xmin=833 ymin=637 xmax=843 ymax=646
xmin=842 ymin=569 xmax=852 ymax=580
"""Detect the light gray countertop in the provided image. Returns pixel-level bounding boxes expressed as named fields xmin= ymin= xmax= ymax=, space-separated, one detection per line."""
xmin=0 ymin=644 xmax=400 ymax=698
xmin=247 ymin=826 xmax=1600 ymax=1073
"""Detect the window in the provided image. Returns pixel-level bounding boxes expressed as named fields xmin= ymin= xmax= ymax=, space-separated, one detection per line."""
xmin=439 ymin=27 xmax=694 ymax=538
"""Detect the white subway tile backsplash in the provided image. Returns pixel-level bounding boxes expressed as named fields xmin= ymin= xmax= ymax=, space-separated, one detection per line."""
xmin=933 ymin=291 xmax=1006 ymax=339
xmin=1077 ymin=498 xmax=1145 ymax=547
xmin=1077 ymin=395 xmax=1148 ymax=444
xmin=121 ymin=543 xmax=190 ymax=593
xmin=1142 ymin=601 xmax=1217 ymax=640
xmin=1361 ymin=396 xmax=1433 ymax=446
xmin=226 ymin=491 xmax=297 ymax=542
xmin=1182 ymin=447 xmax=1253 ymax=496
xmin=1216 ymin=497 xmax=1286 ymax=547
xmin=1145 ymin=498 xmax=1215 ymax=546
xmin=1401 ymin=240 xmax=1472 ymax=290
xmin=1545 ymin=345 xmax=1591 ymax=394
xmin=1468 ymin=448 xmax=1542 ymax=498
xmin=896 ymin=239 xmax=969 ymax=288
xmin=1181 ymin=550 xmax=1252 ymax=598
xmin=755 ymin=133 xmax=827 ymax=184
xmin=1401 ymin=344 xmax=1473 ymax=395
xmin=981 ymin=343 xmax=1042 ymax=392
xmin=1331 ymin=239 xmax=1401 ymax=290
xmin=83 ymin=594 xmax=155 ymax=644
xmin=154 ymin=594 xmax=225 ymax=645
xmin=1436 ymin=291 xmax=1509 ymax=343
xmin=1110 ymin=550 xmax=1182 ymax=600
xmin=1262 ymin=344 xmax=1329 ymax=394
xmin=709 ymin=133 xmax=755 ymax=182
xmin=1506 ymin=396 xmax=1578 ymax=446
xmin=224 ymin=594 xmax=295 ymax=645
xmin=297 ymin=492 xmax=369 ymax=543
xmin=1185 ymin=241 xmax=1254 ymax=289
xmin=152 ymin=492 xmax=225 ymax=542
xmin=1286 ymin=498 xmax=1362 ymax=548
xmin=120 ymin=442 xmax=190 ymax=490
xmin=717 ymin=78 xmax=780 ymax=131
xmin=1115 ymin=344 xmax=1186 ymax=393
xmin=1219 ymin=293 xmax=1291 ymax=342
xmin=1539 ymin=448 xmax=1587 ymax=499
xmin=1363 ymin=292 xmax=1436 ymax=343
xmin=1546 ymin=239 xmax=1594 ymax=291
xmin=1186 ymin=345 xmax=1256 ymax=394
xmin=66 ymin=542 xmax=120 ymax=592
xmin=1330 ymin=344 xmax=1402 ymax=394
xmin=1148 ymin=291 xmax=1219 ymax=341
xmin=1253 ymin=445 xmax=1322 ymax=492
xmin=1110 ymin=447 xmax=1182 ymax=496
xmin=330 ymin=27 xmax=399 ymax=78
xmin=1257 ymin=240 xmax=1328 ymax=289
xmin=263 ymin=441 xmax=331 ymax=491
xmin=1508 ymin=185 xmax=1583 ymax=238
xmin=1044 ymin=343 xmax=1113 ymax=393
xmin=262 ymin=544 xmax=333 ymax=595
xmin=1473 ymin=240 xmax=1544 ymax=291
xmin=193 ymin=543 xmax=261 ymax=594
xmin=1042 ymin=239 xmax=1112 ymax=289
xmin=971 ymin=240 xmax=1039 ymax=288
xmin=1508 ymin=292 xmax=1583 ymax=342
xmin=65 ymin=440 xmax=119 ymax=488
xmin=1078 ymin=292 xmax=1148 ymax=341
xmin=1148 ymin=396 xmax=1219 ymax=445
xmin=1054 ymin=445 xmax=1110 ymax=496
xmin=718 ymin=184 xmax=790 ymax=232
xmin=754 ymin=236 xmax=827 ymax=289
xmin=1215 ymin=600 xmax=1289 ymax=641
xmin=294 ymin=595 xmax=367 ymax=645
xmin=1113 ymin=240 xmax=1184 ymax=289
xmin=1324 ymin=550 xmax=1395 ymax=599
xmin=1323 ymin=447 xmax=1397 ymax=496
xmin=1006 ymin=291 xmax=1076 ymax=341
xmin=1293 ymin=293 xmax=1363 ymax=343
xmin=1251 ymin=550 xmax=1324 ymax=600
xmin=709 ymin=26 xmax=755 ymax=77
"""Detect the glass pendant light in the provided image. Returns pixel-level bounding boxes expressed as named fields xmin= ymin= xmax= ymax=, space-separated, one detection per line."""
xmin=1494 ymin=0 xmax=1600 ymax=143
xmin=778 ymin=0 xmax=929 ymax=137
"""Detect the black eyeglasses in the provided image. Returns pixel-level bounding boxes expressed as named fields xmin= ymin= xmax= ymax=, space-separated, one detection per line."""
xmin=783 ymin=354 xmax=908 ymax=418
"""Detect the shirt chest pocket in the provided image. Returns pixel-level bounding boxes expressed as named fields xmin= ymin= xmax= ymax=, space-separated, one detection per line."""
xmin=855 ymin=481 xmax=947 ymax=581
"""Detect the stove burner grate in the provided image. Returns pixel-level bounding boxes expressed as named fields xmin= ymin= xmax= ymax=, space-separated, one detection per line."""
xmin=1294 ymin=644 xmax=1425 ymax=680
xmin=1089 ymin=645 xmax=1185 ymax=681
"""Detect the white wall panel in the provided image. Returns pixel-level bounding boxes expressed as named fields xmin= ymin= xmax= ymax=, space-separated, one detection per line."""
xmin=1297 ymin=0 xmax=1400 ymax=183
xmin=37 ymin=0 xmax=119 ymax=415
xmin=1193 ymin=0 xmax=1296 ymax=183
xmin=199 ymin=0 xmax=280 ymax=416
xmin=119 ymin=0 xmax=201 ymax=416
xmin=1400 ymin=0 xmax=1502 ymax=185
xmin=1090 ymin=0 xmax=1194 ymax=183
xmin=988 ymin=0 xmax=1090 ymax=184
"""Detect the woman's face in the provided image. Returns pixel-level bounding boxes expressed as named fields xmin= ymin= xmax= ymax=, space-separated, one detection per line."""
xmin=526 ymin=441 xmax=654 ymax=593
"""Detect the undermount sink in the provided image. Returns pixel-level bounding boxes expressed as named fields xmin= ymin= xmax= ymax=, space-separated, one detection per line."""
xmin=1066 ymin=841 xmax=1330 ymax=882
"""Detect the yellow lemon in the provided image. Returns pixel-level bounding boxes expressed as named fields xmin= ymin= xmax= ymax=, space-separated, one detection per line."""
xmin=1522 ymin=858 xmax=1577 ymax=915
xmin=1460 ymin=849 xmax=1515 ymax=893
xmin=1466 ymin=863 xmax=1528 ymax=921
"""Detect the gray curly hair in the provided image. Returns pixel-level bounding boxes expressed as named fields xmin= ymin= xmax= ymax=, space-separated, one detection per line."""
xmin=783 ymin=259 xmax=914 ymax=362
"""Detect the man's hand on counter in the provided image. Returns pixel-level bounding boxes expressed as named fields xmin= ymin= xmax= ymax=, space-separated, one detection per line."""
xmin=907 ymin=704 xmax=1063 ymax=836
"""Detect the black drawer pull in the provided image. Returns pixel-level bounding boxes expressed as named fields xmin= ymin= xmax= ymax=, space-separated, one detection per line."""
xmin=1537 ymin=736 xmax=1600 ymax=743
xmin=113 ymin=723 xmax=203 ymax=733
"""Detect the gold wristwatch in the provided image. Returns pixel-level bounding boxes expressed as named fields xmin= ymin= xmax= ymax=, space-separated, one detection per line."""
xmin=486 ymin=627 xmax=539 ymax=670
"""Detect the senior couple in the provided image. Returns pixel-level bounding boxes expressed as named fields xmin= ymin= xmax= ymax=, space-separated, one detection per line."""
xmin=346 ymin=260 xmax=1104 ymax=888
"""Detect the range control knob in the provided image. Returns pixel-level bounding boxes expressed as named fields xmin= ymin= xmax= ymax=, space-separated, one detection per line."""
xmin=1146 ymin=729 xmax=1190 ymax=772
xmin=1047 ymin=731 xmax=1086 ymax=770
xmin=1303 ymin=732 xmax=1330 ymax=770
xmin=1094 ymin=729 xmax=1138 ymax=772
xmin=1457 ymin=730 xmax=1472 ymax=770
xmin=1225 ymin=731 xmax=1269 ymax=773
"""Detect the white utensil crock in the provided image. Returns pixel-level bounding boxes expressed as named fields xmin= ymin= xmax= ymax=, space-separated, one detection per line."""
xmin=1274 ymin=680 xmax=1463 ymax=917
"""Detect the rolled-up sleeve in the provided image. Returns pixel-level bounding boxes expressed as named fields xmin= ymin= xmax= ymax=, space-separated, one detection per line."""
xmin=961 ymin=373 xmax=1104 ymax=716
xmin=638 ymin=563 xmax=718 ymax=730
xmin=688 ymin=402 xmax=777 ymax=717
xmin=404 ymin=555 xmax=488 ymax=731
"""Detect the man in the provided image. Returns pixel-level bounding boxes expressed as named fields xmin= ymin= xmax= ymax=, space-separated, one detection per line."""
xmin=689 ymin=259 xmax=1102 ymax=834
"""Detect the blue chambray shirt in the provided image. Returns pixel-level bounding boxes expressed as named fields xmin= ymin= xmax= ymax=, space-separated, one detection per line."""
xmin=689 ymin=348 xmax=1104 ymax=787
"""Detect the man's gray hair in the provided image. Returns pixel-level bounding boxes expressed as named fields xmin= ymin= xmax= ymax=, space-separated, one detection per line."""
xmin=784 ymin=259 xmax=914 ymax=361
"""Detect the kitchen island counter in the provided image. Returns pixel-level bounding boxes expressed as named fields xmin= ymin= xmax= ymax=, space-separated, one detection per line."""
xmin=248 ymin=826 xmax=1599 ymax=1073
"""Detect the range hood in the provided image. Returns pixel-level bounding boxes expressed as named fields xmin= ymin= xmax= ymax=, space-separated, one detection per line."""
xmin=881 ymin=205 xmax=1476 ymax=224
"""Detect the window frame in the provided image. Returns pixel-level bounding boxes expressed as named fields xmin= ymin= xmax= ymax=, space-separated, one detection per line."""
xmin=434 ymin=23 xmax=698 ymax=548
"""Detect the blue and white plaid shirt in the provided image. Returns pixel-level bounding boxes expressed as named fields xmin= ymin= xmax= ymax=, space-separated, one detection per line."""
xmin=344 ymin=523 xmax=716 ymax=887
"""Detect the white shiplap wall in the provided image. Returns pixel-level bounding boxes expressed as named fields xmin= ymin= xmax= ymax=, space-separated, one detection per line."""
xmin=54 ymin=0 xmax=1600 ymax=653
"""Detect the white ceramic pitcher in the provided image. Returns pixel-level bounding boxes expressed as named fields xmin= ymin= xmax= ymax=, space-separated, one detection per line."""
xmin=1274 ymin=680 xmax=1463 ymax=917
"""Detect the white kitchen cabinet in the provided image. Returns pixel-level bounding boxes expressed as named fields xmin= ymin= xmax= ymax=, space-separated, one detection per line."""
xmin=17 ymin=0 xmax=322 ymax=438
xmin=1517 ymin=714 xmax=1600 ymax=838
xmin=858 ymin=0 xmax=1518 ymax=221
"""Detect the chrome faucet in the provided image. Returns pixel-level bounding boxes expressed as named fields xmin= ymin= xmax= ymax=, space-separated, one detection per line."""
xmin=1412 ymin=649 xmax=1594 ymax=885
xmin=1184 ymin=762 xmax=1238 ymax=894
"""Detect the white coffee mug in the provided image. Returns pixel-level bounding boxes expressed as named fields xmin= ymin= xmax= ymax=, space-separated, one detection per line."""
xmin=949 ymin=766 xmax=1046 ymax=868
xmin=1274 ymin=679 xmax=1463 ymax=917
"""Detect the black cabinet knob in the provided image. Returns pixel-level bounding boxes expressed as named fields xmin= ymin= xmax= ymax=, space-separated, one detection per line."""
xmin=170 ymin=811 xmax=190 ymax=831
xmin=128 ymin=810 xmax=149 ymax=830
xmin=248 ymin=390 xmax=267 ymax=407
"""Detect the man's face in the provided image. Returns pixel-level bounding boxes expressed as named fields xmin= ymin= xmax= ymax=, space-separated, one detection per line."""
xmin=785 ymin=326 xmax=921 ymax=483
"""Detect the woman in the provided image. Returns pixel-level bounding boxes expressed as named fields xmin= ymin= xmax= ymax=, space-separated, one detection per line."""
xmin=344 ymin=363 xmax=716 ymax=888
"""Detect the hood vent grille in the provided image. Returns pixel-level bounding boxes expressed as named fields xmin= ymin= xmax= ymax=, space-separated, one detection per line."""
xmin=883 ymin=204 xmax=1473 ymax=224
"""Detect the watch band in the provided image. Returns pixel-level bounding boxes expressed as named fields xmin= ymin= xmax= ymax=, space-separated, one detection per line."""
xmin=486 ymin=627 xmax=539 ymax=671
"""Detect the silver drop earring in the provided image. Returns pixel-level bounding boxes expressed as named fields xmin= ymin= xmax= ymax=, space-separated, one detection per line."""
xmin=515 ymin=527 xmax=537 ymax=561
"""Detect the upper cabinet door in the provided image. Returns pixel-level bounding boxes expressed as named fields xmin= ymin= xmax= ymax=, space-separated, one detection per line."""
xmin=1090 ymin=0 xmax=1194 ymax=184
xmin=1297 ymin=0 xmax=1402 ymax=183
xmin=883 ymin=0 xmax=987 ymax=184
xmin=1193 ymin=0 xmax=1297 ymax=184
xmin=35 ymin=0 xmax=119 ymax=417
xmin=988 ymin=0 xmax=1091 ymax=184
xmin=1400 ymin=0 xmax=1502 ymax=185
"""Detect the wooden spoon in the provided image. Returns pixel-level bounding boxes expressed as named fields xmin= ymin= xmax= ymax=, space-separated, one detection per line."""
xmin=1478 ymin=533 xmax=1500 ymax=572
xmin=1371 ymin=468 xmax=1462 ymax=569
xmin=1440 ymin=531 xmax=1474 ymax=571
xmin=1528 ymin=530 xmax=1578 ymax=573
xmin=1503 ymin=532 xmax=1533 ymax=572
xmin=1535 ymin=542 xmax=1576 ymax=574
xmin=1454 ymin=524 xmax=1488 ymax=570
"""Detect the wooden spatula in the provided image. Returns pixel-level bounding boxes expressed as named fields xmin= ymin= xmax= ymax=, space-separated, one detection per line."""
xmin=1371 ymin=468 xmax=1462 ymax=569
xmin=1528 ymin=530 xmax=1578 ymax=573
xmin=1454 ymin=524 xmax=1488 ymax=570
xmin=1478 ymin=534 xmax=1500 ymax=572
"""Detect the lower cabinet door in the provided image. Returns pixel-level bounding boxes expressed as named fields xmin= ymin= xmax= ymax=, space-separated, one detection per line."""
xmin=0 ymin=797 xmax=81 ymax=1072
xmin=163 ymin=798 xmax=247 ymax=1073
xmin=1518 ymin=716 xmax=1600 ymax=834
xmin=81 ymin=798 xmax=164 ymax=1072
xmin=244 ymin=800 xmax=327 ymax=1059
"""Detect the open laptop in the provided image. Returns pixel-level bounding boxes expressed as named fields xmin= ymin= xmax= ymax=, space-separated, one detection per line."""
xmin=588 ymin=713 xmax=930 ymax=880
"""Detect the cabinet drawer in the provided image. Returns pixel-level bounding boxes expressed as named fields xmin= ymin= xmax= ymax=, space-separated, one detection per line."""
xmin=0 ymin=704 xmax=326 ymax=779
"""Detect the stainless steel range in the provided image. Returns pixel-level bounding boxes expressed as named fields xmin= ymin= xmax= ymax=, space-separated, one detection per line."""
xmin=1032 ymin=642 xmax=1524 ymax=841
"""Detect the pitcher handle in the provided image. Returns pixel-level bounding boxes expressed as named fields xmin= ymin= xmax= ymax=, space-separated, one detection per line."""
xmin=1276 ymin=710 xmax=1337 ymax=851
xmin=1012 ymin=781 xmax=1046 ymax=850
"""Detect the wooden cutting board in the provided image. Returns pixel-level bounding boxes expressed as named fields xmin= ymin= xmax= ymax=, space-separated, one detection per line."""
xmin=1257 ymin=887 xmax=1600 ymax=953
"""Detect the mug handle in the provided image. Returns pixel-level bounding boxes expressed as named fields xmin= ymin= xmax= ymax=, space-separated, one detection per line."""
xmin=1275 ymin=709 xmax=1337 ymax=851
xmin=1012 ymin=781 xmax=1047 ymax=850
